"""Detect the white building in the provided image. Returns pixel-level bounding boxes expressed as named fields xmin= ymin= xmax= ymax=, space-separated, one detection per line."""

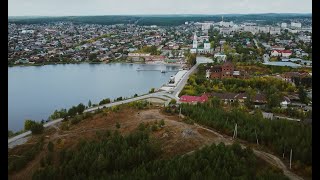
xmin=21 ymin=30 xmax=34 ymax=34
xmin=190 ymin=33 xmax=213 ymax=54
xmin=258 ymin=26 xmax=270 ymax=33
xmin=214 ymin=53 xmax=227 ymax=62
xmin=219 ymin=21 xmax=234 ymax=27
xmin=201 ymin=23 xmax=212 ymax=31
xmin=269 ymin=27 xmax=281 ymax=35
xmin=271 ymin=50 xmax=281 ymax=57
xmin=243 ymin=25 xmax=258 ymax=34
xmin=281 ymin=23 xmax=287 ymax=28
xmin=192 ymin=33 xmax=198 ymax=49
xmin=263 ymin=54 xmax=270 ymax=63
xmin=204 ymin=41 xmax=211 ymax=50
xmin=291 ymin=22 xmax=302 ymax=28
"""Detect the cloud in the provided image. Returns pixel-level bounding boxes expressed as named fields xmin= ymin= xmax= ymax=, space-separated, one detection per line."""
xmin=9 ymin=0 xmax=312 ymax=16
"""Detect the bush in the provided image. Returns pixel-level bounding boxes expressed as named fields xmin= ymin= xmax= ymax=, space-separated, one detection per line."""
xmin=115 ymin=97 xmax=123 ymax=101
xmin=60 ymin=122 xmax=69 ymax=131
xmin=70 ymin=117 xmax=81 ymax=125
xmin=151 ymin=124 xmax=158 ymax=131
xmin=138 ymin=123 xmax=146 ymax=131
xmin=169 ymin=99 xmax=177 ymax=105
xmin=24 ymin=119 xmax=37 ymax=131
xmin=183 ymin=117 xmax=194 ymax=125
xmin=99 ymin=98 xmax=111 ymax=105
xmin=30 ymin=123 xmax=44 ymax=134
xmin=149 ymin=88 xmax=155 ymax=93
xmin=159 ymin=119 xmax=165 ymax=127
xmin=116 ymin=122 xmax=121 ymax=129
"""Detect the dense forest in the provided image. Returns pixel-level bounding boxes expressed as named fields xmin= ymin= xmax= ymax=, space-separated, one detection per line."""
xmin=32 ymin=127 xmax=288 ymax=180
xmin=177 ymin=102 xmax=312 ymax=176
xmin=9 ymin=14 xmax=311 ymax=26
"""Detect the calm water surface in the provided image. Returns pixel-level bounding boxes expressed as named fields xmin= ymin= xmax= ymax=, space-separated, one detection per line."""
xmin=8 ymin=63 xmax=179 ymax=132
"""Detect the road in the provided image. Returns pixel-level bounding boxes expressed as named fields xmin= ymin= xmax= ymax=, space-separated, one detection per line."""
xmin=253 ymin=39 xmax=260 ymax=49
xmin=172 ymin=63 xmax=199 ymax=98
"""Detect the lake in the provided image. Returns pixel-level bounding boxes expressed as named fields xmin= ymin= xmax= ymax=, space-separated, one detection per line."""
xmin=8 ymin=63 xmax=179 ymax=132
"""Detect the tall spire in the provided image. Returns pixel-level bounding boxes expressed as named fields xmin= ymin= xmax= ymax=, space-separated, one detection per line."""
xmin=192 ymin=32 xmax=198 ymax=49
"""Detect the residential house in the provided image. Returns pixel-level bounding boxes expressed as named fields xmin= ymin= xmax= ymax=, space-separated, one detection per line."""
xmin=179 ymin=94 xmax=208 ymax=104
xmin=206 ymin=92 xmax=267 ymax=108
xmin=280 ymin=96 xmax=291 ymax=109
xmin=270 ymin=50 xmax=292 ymax=57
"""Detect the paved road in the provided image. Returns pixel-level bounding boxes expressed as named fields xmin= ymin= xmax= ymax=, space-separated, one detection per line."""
xmin=253 ymin=39 xmax=260 ymax=49
xmin=7 ymin=92 xmax=177 ymax=147
xmin=172 ymin=63 xmax=200 ymax=98
xmin=8 ymin=117 xmax=64 ymax=145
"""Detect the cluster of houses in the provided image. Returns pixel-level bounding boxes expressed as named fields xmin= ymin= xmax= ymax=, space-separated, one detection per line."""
xmin=8 ymin=22 xmax=194 ymax=65
xmin=179 ymin=91 xmax=311 ymax=114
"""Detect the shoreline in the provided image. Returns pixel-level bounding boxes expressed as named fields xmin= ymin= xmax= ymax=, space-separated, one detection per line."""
xmin=9 ymin=61 xmax=185 ymax=68
xmin=8 ymin=63 xmax=184 ymax=133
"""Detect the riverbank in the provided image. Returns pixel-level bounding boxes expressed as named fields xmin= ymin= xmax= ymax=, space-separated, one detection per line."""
xmin=9 ymin=60 xmax=185 ymax=68
xmin=8 ymin=61 xmax=107 ymax=67
xmin=9 ymin=63 xmax=180 ymax=132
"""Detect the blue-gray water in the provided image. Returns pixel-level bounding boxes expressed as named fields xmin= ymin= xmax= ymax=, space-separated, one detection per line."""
xmin=8 ymin=63 xmax=179 ymax=132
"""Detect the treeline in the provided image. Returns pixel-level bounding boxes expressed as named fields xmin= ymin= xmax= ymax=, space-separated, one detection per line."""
xmin=32 ymin=128 xmax=287 ymax=179
xmin=49 ymin=103 xmax=85 ymax=120
xmin=135 ymin=45 xmax=161 ymax=55
xmin=179 ymin=102 xmax=312 ymax=176
xmin=9 ymin=14 xmax=311 ymax=26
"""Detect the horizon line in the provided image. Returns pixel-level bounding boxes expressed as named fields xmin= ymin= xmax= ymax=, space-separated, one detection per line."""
xmin=8 ymin=12 xmax=312 ymax=17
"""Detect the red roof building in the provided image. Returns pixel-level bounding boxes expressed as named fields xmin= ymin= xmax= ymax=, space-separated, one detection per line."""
xmin=179 ymin=94 xmax=208 ymax=103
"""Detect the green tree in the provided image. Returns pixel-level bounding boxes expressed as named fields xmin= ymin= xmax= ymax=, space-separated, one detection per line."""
xmin=159 ymin=119 xmax=165 ymax=127
xmin=76 ymin=103 xmax=86 ymax=114
xmin=149 ymin=88 xmax=155 ymax=93
xmin=88 ymin=100 xmax=92 ymax=108
xmin=30 ymin=122 xmax=44 ymax=134
xmin=24 ymin=119 xmax=37 ymax=131
xmin=210 ymin=41 xmax=215 ymax=49
xmin=89 ymin=53 xmax=97 ymax=61
xmin=169 ymin=99 xmax=177 ymax=105
xmin=186 ymin=53 xmax=197 ymax=66
xmin=298 ymin=86 xmax=308 ymax=104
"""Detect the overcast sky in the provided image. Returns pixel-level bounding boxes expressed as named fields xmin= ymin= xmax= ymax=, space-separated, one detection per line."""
xmin=9 ymin=0 xmax=312 ymax=16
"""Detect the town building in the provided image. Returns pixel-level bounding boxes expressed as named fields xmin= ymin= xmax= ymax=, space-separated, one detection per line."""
xmin=190 ymin=32 xmax=213 ymax=54
xmin=291 ymin=22 xmax=302 ymax=29
xmin=208 ymin=61 xmax=234 ymax=79
xmin=270 ymin=50 xmax=292 ymax=57
xmin=179 ymin=94 xmax=208 ymax=104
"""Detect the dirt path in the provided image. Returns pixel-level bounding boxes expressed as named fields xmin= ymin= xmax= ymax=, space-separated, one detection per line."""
xmin=193 ymin=123 xmax=304 ymax=180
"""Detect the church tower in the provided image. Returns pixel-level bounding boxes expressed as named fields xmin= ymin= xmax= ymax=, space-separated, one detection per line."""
xmin=192 ymin=32 xmax=198 ymax=49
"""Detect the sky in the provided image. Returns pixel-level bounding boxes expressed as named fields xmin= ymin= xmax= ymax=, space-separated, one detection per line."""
xmin=8 ymin=0 xmax=312 ymax=16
